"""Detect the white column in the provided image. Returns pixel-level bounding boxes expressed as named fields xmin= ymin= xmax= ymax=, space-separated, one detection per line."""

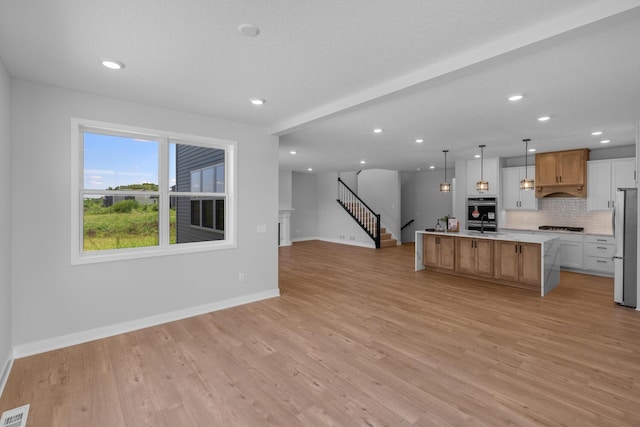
xmin=278 ymin=209 xmax=294 ymax=246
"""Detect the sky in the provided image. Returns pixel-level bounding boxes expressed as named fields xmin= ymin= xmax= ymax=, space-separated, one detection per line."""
xmin=83 ymin=132 xmax=176 ymax=191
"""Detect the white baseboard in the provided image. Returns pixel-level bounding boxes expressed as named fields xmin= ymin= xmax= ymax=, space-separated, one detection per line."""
xmin=291 ymin=237 xmax=375 ymax=249
xmin=13 ymin=289 xmax=280 ymax=359
xmin=0 ymin=351 xmax=14 ymax=400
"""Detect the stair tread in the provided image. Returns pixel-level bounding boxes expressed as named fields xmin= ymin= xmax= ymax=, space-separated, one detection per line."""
xmin=380 ymin=238 xmax=397 ymax=248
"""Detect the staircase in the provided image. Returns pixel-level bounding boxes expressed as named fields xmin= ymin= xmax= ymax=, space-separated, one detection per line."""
xmin=378 ymin=226 xmax=398 ymax=248
xmin=336 ymin=178 xmax=397 ymax=249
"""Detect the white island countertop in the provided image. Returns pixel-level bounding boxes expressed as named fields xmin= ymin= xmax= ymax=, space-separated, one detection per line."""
xmin=415 ymin=230 xmax=561 ymax=296
xmin=418 ymin=230 xmax=558 ymax=244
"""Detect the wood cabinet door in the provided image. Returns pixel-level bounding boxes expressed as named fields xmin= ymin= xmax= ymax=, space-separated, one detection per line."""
xmin=475 ymin=239 xmax=494 ymax=278
xmin=423 ymin=234 xmax=439 ymax=267
xmin=535 ymin=152 xmax=558 ymax=186
xmin=494 ymin=240 xmax=519 ymax=281
xmin=456 ymin=237 xmax=476 ymax=274
xmin=558 ymin=150 xmax=586 ymax=185
xmin=439 ymin=236 xmax=455 ymax=270
xmin=518 ymin=243 xmax=541 ymax=286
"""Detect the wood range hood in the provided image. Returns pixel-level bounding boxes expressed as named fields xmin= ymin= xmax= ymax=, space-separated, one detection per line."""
xmin=534 ymin=148 xmax=590 ymax=198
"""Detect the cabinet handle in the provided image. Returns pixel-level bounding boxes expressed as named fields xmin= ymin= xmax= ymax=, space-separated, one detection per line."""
xmin=611 ymin=201 xmax=615 ymax=208
xmin=597 ymin=260 xmax=607 ymax=263
xmin=559 ymin=176 xmax=562 ymax=183
xmin=597 ymin=239 xmax=607 ymax=242
xmin=515 ymin=244 xmax=518 ymax=253
xmin=607 ymin=201 xmax=610 ymax=208
xmin=597 ymin=246 xmax=607 ymax=250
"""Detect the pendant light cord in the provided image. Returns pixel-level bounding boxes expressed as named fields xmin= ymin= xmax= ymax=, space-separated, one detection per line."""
xmin=523 ymin=139 xmax=530 ymax=179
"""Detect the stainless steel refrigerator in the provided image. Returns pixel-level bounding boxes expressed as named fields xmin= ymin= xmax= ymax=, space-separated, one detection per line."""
xmin=613 ymin=188 xmax=637 ymax=308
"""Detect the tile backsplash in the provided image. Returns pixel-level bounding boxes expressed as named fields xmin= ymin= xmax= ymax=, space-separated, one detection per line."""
xmin=505 ymin=198 xmax=613 ymax=235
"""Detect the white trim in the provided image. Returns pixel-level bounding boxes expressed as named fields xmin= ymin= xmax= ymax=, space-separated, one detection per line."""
xmin=290 ymin=237 xmax=376 ymax=249
xmin=70 ymin=118 xmax=238 ymax=265
xmin=13 ymin=289 xmax=280 ymax=358
xmin=0 ymin=351 xmax=14 ymax=399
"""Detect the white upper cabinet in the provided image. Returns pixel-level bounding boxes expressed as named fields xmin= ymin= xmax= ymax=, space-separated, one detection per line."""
xmin=466 ymin=157 xmax=499 ymax=197
xmin=587 ymin=158 xmax=636 ymax=211
xmin=502 ymin=166 xmax=539 ymax=210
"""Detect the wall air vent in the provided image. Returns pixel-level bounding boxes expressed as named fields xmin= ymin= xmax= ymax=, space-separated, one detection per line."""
xmin=0 ymin=404 xmax=30 ymax=427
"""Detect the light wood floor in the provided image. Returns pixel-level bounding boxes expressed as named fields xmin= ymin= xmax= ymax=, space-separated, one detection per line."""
xmin=2 ymin=241 xmax=640 ymax=426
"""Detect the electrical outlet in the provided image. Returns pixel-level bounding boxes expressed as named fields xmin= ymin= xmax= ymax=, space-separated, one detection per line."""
xmin=348 ymin=235 xmax=356 ymax=241
xmin=257 ymin=225 xmax=267 ymax=233
xmin=238 ymin=273 xmax=245 ymax=282
xmin=339 ymin=234 xmax=346 ymax=240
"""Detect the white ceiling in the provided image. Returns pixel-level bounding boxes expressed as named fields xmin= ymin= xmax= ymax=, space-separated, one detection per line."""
xmin=1 ymin=1 xmax=639 ymax=173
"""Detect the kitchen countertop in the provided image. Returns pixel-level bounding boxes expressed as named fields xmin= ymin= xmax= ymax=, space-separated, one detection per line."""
xmin=500 ymin=227 xmax=613 ymax=237
xmin=417 ymin=230 xmax=557 ymax=244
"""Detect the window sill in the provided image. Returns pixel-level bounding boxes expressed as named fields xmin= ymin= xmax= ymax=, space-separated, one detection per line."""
xmin=71 ymin=240 xmax=237 ymax=265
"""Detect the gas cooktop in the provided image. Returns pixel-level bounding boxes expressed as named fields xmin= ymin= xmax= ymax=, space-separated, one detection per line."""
xmin=538 ymin=225 xmax=585 ymax=232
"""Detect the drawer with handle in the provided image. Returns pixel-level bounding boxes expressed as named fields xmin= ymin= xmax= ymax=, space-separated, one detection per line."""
xmin=583 ymin=256 xmax=614 ymax=273
xmin=584 ymin=235 xmax=615 ymax=245
xmin=583 ymin=242 xmax=615 ymax=258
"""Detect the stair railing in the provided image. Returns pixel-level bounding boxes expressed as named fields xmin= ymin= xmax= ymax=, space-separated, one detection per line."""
xmin=401 ymin=219 xmax=415 ymax=230
xmin=336 ymin=178 xmax=381 ymax=248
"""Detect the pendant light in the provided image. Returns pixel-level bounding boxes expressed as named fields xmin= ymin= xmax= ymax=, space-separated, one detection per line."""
xmin=520 ymin=138 xmax=535 ymax=190
xmin=476 ymin=144 xmax=489 ymax=193
xmin=439 ymin=150 xmax=451 ymax=192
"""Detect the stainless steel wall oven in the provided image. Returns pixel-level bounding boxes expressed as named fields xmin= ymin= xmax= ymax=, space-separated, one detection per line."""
xmin=466 ymin=197 xmax=497 ymax=232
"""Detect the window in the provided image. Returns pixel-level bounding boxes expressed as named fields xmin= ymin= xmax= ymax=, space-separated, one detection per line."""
xmin=71 ymin=119 xmax=236 ymax=264
xmin=189 ymin=164 xmax=224 ymax=232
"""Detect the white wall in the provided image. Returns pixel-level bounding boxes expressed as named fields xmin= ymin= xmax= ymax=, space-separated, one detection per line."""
xmin=290 ymin=171 xmax=374 ymax=246
xmin=358 ymin=169 xmax=401 ymax=242
xmin=291 ymin=171 xmax=319 ymax=240
xmin=400 ymin=170 xmax=454 ymax=242
xmin=279 ymin=169 xmax=292 ymax=210
xmin=317 ymin=172 xmax=373 ymax=246
xmin=0 ymin=59 xmax=12 ymax=391
xmin=338 ymin=171 xmax=358 ymax=192
xmin=10 ymin=80 xmax=279 ymax=352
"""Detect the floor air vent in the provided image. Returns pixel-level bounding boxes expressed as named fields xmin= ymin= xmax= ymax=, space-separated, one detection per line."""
xmin=0 ymin=404 xmax=30 ymax=427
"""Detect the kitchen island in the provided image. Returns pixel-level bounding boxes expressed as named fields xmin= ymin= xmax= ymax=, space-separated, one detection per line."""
xmin=415 ymin=230 xmax=560 ymax=296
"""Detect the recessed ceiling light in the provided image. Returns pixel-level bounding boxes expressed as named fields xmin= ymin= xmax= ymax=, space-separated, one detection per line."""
xmin=474 ymin=154 xmax=481 ymax=158
xmin=250 ymin=98 xmax=265 ymax=105
xmin=238 ymin=24 xmax=260 ymax=37
xmin=508 ymin=94 xmax=523 ymax=101
xmin=415 ymin=139 xmax=423 ymax=143
xmin=416 ymin=168 xmax=421 ymax=171
xmin=101 ymin=60 xmax=124 ymax=70
xmin=600 ymin=139 xmax=611 ymax=144
xmin=591 ymin=131 xmax=603 ymax=136
xmin=360 ymin=160 xmax=366 ymax=164
xmin=429 ymin=165 xmax=435 ymax=169
xmin=373 ymin=128 xmax=383 ymax=133
xmin=528 ymin=148 xmax=537 ymax=152
xmin=538 ymin=116 xmax=551 ymax=122
xmin=290 ymin=151 xmax=297 ymax=155
xmin=307 ymin=168 xmax=313 ymax=171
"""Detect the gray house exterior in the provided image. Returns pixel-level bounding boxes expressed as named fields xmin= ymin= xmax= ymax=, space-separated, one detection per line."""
xmin=175 ymin=144 xmax=225 ymax=243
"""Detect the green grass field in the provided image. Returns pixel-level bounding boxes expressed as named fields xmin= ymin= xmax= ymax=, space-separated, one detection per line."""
xmin=83 ymin=200 xmax=176 ymax=250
